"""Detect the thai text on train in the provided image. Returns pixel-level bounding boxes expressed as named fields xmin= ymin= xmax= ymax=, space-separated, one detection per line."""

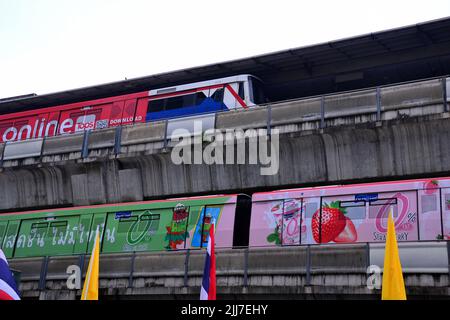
xmin=170 ymin=121 xmax=279 ymax=175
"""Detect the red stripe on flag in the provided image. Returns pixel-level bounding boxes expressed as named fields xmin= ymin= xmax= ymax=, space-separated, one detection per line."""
xmin=208 ymin=223 xmax=216 ymax=300
xmin=0 ymin=289 xmax=14 ymax=300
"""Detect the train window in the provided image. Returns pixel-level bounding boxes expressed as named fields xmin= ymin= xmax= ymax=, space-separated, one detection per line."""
xmin=340 ymin=200 xmax=365 ymax=208
xmin=368 ymin=198 xmax=398 ymax=218
xmin=238 ymin=83 xmax=245 ymax=100
xmin=165 ymin=95 xmax=185 ymax=110
xmin=339 ymin=200 xmax=366 ymax=219
xmin=421 ymin=194 xmax=437 ymax=213
xmin=31 ymin=222 xmax=48 ymax=230
xmin=250 ymin=77 xmax=266 ymax=105
xmin=148 ymin=98 xmax=165 ymax=112
xmin=304 ymin=202 xmax=319 ymax=218
xmin=140 ymin=214 xmax=160 ymax=221
xmin=118 ymin=215 xmax=138 ymax=233
xmin=119 ymin=216 xmax=138 ymax=222
xmin=369 ymin=198 xmax=397 ymax=206
xmin=195 ymin=92 xmax=207 ymax=106
xmin=211 ymin=88 xmax=224 ymax=103
xmin=182 ymin=93 xmax=196 ymax=107
xmin=50 ymin=221 xmax=67 ymax=228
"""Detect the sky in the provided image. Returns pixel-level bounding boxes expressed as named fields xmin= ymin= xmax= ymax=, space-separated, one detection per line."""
xmin=0 ymin=0 xmax=449 ymax=99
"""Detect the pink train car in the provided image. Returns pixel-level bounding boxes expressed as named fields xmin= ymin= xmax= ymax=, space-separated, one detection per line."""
xmin=249 ymin=177 xmax=450 ymax=246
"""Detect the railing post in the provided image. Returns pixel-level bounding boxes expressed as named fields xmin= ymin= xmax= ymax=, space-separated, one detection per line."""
xmin=0 ymin=141 xmax=5 ymax=168
xmin=443 ymin=77 xmax=448 ymax=113
xmin=81 ymin=130 xmax=90 ymax=158
xmin=366 ymin=242 xmax=371 ymax=268
xmin=163 ymin=119 xmax=169 ymax=149
xmin=38 ymin=256 xmax=49 ymax=291
xmin=376 ymin=87 xmax=382 ymax=121
xmin=320 ymin=96 xmax=325 ymax=129
xmin=114 ymin=126 xmax=122 ymax=155
xmin=128 ymin=251 xmax=136 ymax=288
xmin=447 ymin=241 xmax=450 ymax=280
xmin=305 ymin=245 xmax=311 ymax=286
xmin=243 ymin=247 xmax=249 ymax=287
xmin=184 ymin=249 xmax=190 ymax=287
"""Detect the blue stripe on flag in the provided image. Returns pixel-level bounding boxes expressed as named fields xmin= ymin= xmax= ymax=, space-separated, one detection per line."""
xmin=0 ymin=258 xmax=20 ymax=297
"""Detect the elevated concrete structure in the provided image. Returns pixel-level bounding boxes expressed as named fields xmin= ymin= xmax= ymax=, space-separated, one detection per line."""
xmin=10 ymin=242 xmax=450 ymax=300
xmin=0 ymin=77 xmax=448 ymax=211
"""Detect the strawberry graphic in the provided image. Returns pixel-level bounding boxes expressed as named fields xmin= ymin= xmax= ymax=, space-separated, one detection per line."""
xmin=334 ymin=216 xmax=357 ymax=243
xmin=311 ymin=201 xmax=346 ymax=243
xmin=423 ymin=180 xmax=438 ymax=195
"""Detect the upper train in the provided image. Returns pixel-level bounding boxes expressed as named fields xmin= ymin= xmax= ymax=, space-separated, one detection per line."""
xmin=0 ymin=74 xmax=266 ymax=143
xmin=0 ymin=176 xmax=449 ymax=259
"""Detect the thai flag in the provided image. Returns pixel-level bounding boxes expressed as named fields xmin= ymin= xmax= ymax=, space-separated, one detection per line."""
xmin=0 ymin=249 xmax=20 ymax=300
xmin=200 ymin=223 xmax=216 ymax=300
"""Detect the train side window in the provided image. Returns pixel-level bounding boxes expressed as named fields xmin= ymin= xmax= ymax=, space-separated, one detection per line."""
xmin=340 ymin=200 xmax=365 ymax=208
xmin=304 ymin=202 xmax=318 ymax=218
xmin=139 ymin=213 xmax=160 ymax=232
xmin=421 ymin=194 xmax=437 ymax=213
xmin=165 ymin=95 xmax=185 ymax=110
xmin=444 ymin=194 xmax=450 ymax=210
xmin=195 ymin=92 xmax=207 ymax=106
xmin=238 ymin=82 xmax=245 ymax=100
xmin=339 ymin=200 xmax=366 ymax=220
xmin=368 ymin=198 xmax=398 ymax=218
xmin=31 ymin=222 xmax=48 ymax=230
xmin=211 ymin=88 xmax=224 ymax=103
xmin=148 ymin=98 xmax=165 ymax=112
xmin=181 ymin=93 xmax=196 ymax=108
xmin=118 ymin=215 xmax=138 ymax=233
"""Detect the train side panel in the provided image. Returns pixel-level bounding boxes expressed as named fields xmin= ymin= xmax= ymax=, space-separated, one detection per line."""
xmin=250 ymin=178 xmax=448 ymax=247
xmin=0 ymin=195 xmax=240 ymax=258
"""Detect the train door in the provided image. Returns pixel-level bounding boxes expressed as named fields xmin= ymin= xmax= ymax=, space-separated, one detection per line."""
xmin=281 ymin=199 xmax=302 ymax=245
xmin=59 ymin=106 xmax=107 ymax=134
xmin=440 ymin=188 xmax=450 ymax=240
xmin=418 ymin=188 xmax=442 ymax=240
xmin=190 ymin=205 xmax=222 ymax=249
xmin=0 ymin=221 xmax=8 ymax=251
xmin=2 ymin=220 xmax=20 ymax=258
xmin=14 ymin=215 xmax=80 ymax=258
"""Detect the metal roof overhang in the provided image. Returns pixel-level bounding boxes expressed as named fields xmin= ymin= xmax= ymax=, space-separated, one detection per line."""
xmin=1 ymin=16 xmax=450 ymax=114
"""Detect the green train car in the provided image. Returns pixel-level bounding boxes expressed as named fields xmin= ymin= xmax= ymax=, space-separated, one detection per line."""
xmin=0 ymin=194 xmax=251 ymax=259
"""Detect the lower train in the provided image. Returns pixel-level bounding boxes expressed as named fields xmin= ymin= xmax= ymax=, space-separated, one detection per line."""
xmin=1 ymin=176 xmax=449 ymax=259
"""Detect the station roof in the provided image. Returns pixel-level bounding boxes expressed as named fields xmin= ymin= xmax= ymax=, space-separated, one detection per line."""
xmin=1 ymin=16 xmax=450 ymax=114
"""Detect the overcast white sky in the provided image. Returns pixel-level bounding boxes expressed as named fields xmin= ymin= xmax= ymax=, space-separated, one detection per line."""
xmin=0 ymin=0 xmax=449 ymax=99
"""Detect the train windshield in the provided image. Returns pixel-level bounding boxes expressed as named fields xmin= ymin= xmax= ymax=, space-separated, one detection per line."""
xmin=250 ymin=77 xmax=266 ymax=105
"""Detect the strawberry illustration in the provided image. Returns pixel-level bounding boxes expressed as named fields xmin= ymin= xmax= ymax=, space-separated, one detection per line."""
xmin=424 ymin=180 xmax=438 ymax=195
xmin=334 ymin=216 xmax=357 ymax=243
xmin=311 ymin=201 xmax=346 ymax=243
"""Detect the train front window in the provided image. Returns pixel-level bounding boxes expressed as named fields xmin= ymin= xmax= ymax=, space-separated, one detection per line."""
xmin=250 ymin=77 xmax=266 ymax=105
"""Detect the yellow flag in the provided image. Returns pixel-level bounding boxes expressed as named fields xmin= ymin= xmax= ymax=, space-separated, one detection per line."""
xmin=381 ymin=208 xmax=406 ymax=300
xmin=81 ymin=229 xmax=100 ymax=300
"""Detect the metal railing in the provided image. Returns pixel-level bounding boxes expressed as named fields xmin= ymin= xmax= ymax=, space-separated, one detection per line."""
xmin=0 ymin=76 xmax=448 ymax=164
xmin=8 ymin=240 xmax=450 ymax=292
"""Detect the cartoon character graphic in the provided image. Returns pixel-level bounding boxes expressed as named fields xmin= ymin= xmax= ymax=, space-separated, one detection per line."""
xmin=311 ymin=201 xmax=357 ymax=243
xmin=165 ymin=203 xmax=189 ymax=250
xmin=202 ymin=215 xmax=212 ymax=243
